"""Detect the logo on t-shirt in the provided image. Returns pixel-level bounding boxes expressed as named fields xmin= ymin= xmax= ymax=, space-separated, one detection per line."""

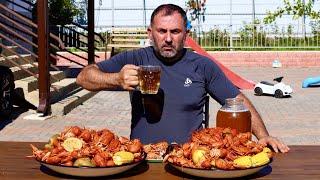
xmin=184 ymin=78 xmax=192 ymax=87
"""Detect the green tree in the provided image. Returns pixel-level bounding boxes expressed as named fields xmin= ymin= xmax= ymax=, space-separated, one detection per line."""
xmin=186 ymin=0 xmax=206 ymax=22
xmin=264 ymin=0 xmax=320 ymax=24
xmin=310 ymin=20 xmax=320 ymax=45
xmin=287 ymin=24 xmax=293 ymax=36
xmin=32 ymin=0 xmax=80 ymax=25
xmin=238 ymin=19 xmax=267 ymax=47
xmin=74 ymin=0 xmax=88 ymax=25
xmin=310 ymin=20 xmax=320 ymax=35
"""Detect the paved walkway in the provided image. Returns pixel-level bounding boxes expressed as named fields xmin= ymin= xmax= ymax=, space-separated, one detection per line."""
xmin=0 ymin=67 xmax=319 ymax=145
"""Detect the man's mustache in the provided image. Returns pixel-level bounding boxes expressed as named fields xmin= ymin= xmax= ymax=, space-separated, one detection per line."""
xmin=161 ymin=45 xmax=174 ymax=48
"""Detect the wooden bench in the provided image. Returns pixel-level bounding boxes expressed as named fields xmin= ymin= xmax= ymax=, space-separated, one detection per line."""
xmin=106 ymin=28 xmax=150 ymax=56
xmin=105 ymin=28 xmax=192 ymax=57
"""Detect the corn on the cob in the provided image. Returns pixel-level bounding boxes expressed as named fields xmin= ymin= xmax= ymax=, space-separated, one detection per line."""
xmin=233 ymin=156 xmax=252 ymax=169
xmin=251 ymin=152 xmax=270 ymax=167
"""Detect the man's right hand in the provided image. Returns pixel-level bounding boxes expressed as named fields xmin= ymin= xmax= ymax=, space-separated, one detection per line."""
xmin=118 ymin=64 xmax=140 ymax=91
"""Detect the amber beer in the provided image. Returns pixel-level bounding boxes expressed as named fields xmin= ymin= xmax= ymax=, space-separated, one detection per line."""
xmin=216 ymin=98 xmax=252 ymax=134
xmin=138 ymin=65 xmax=161 ymax=94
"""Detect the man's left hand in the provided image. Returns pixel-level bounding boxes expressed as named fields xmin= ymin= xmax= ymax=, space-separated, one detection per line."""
xmin=258 ymin=136 xmax=290 ymax=153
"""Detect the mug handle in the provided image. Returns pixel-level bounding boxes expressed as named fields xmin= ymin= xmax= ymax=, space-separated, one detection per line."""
xmin=134 ymin=85 xmax=140 ymax=91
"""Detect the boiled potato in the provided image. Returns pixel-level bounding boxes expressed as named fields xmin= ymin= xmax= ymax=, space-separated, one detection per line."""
xmin=48 ymin=134 xmax=59 ymax=145
xmin=192 ymin=149 xmax=206 ymax=165
xmin=112 ymin=151 xmax=134 ymax=165
xmin=73 ymin=157 xmax=96 ymax=167
xmin=44 ymin=143 xmax=53 ymax=150
xmin=62 ymin=137 xmax=83 ymax=152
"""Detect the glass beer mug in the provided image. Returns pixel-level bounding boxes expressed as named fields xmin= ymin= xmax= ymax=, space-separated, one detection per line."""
xmin=137 ymin=65 xmax=161 ymax=94
xmin=216 ymin=98 xmax=252 ymax=134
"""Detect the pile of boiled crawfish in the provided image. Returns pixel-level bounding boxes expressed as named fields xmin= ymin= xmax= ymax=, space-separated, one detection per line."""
xmin=29 ymin=126 xmax=144 ymax=167
xmin=143 ymin=141 xmax=169 ymax=160
xmin=163 ymin=127 xmax=272 ymax=170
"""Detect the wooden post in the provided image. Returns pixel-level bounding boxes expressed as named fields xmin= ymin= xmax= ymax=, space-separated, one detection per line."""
xmin=37 ymin=0 xmax=50 ymax=115
xmin=88 ymin=0 xmax=94 ymax=64
xmin=204 ymin=95 xmax=209 ymax=128
xmin=68 ymin=30 xmax=72 ymax=47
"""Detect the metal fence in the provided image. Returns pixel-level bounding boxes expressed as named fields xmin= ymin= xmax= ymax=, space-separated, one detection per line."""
xmin=55 ymin=25 xmax=106 ymax=48
xmin=88 ymin=0 xmax=320 ymax=51
xmin=98 ymin=24 xmax=320 ymax=50
xmin=188 ymin=24 xmax=320 ymax=50
xmin=54 ymin=25 xmax=83 ymax=48
xmin=55 ymin=23 xmax=320 ymax=51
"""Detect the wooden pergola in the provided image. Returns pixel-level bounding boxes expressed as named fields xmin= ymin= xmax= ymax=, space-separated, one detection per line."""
xmin=37 ymin=0 xmax=95 ymax=115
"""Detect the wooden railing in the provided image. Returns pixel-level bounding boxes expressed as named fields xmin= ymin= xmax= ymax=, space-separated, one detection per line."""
xmin=8 ymin=1 xmax=105 ymax=63
xmin=0 ymin=0 xmax=104 ymax=114
xmin=0 ymin=1 xmax=92 ymax=66
xmin=0 ymin=3 xmax=62 ymax=76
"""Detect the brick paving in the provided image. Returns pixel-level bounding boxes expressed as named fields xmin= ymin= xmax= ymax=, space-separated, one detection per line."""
xmin=0 ymin=67 xmax=319 ymax=145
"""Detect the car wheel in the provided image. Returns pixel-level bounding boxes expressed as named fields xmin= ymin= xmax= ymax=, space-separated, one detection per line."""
xmin=254 ymin=87 xmax=263 ymax=96
xmin=0 ymin=67 xmax=14 ymax=117
xmin=274 ymin=89 xmax=283 ymax=98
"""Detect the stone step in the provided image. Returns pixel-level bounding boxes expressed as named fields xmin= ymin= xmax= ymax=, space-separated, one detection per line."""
xmin=0 ymin=54 xmax=34 ymax=68
xmin=50 ymin=78 xmax=80 ymax=103
xmin=15 ymin=71 xmax=66 ymax=94
xmin=10 ymin=63 xmax=38 ymax=81
xmin=25 ymin=78 xmax=78 ymax=106
xmin=51 ymin=89 xmax=97 ymax=115
xmin=1 ymin=46 xmax=18 ymax=56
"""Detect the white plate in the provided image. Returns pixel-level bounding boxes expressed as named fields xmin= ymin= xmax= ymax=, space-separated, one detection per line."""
xmin=39 ymin=160 xmax=144 ymax=177
xmin=169 ymin=162 xmax=270 ymax=179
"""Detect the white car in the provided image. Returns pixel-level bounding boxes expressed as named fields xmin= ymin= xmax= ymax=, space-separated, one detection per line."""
xmin=254 ymin=77 xmax=293 ymax=98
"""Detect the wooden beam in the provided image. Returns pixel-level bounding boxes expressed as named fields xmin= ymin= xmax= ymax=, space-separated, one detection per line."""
xmin=37 ymin=0 xmax=50 ymax=115
xmin=87 ymin=0 xmax=94 ymax=64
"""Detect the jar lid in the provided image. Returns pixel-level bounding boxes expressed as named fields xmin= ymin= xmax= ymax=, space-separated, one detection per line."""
xmin=223 ymin=98 xmax=248 ymax=112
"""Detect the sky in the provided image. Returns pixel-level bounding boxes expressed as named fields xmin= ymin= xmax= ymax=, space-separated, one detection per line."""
xmin=7 ymin=0 xmax=320 ymax=33
xmin=93 ymin=0 xmax=320 ymax=33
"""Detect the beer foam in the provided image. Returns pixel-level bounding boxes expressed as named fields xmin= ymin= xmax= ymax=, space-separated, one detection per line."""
xmin=218 ymin=108 xmax=249 ymax=113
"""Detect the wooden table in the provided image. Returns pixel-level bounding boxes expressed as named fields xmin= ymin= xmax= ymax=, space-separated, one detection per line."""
xmin=0 ymin=142 xmax=319 ymax=179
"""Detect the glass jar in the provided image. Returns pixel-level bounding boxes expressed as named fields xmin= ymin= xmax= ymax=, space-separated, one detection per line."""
xmin=216 ymin=98 xmax=252 ymax=134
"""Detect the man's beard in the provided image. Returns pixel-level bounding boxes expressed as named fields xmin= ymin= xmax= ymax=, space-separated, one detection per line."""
xmin=153 ymin=41 xmax=185 ymax=61
xmin=159 ymin=46 xmax=177 ymax=58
